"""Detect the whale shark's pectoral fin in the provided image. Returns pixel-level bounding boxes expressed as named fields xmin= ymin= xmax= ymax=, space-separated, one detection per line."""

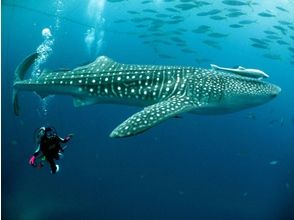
xmin=110 ymin=95 xmax=195 ymax=138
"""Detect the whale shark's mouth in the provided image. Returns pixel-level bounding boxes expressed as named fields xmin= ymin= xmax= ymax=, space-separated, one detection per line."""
xmin=273 ymin=86 xmax=282 ymax=95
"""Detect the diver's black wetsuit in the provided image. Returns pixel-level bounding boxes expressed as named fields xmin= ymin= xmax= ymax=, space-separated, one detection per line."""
xmin=34 ymin=135 xmax=69 ymax=173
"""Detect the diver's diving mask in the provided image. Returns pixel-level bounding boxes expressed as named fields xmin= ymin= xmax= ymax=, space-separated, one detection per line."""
xmin=45 ymin=127 xmax=57 ymax=139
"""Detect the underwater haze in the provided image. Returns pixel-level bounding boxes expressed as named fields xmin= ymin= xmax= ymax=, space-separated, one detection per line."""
xmin=2 ymin=0 xmax=294 ymax=219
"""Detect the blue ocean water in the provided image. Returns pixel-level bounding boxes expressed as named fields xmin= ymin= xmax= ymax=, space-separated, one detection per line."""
xmin=2 ymin=0 xmax=294 ymax=219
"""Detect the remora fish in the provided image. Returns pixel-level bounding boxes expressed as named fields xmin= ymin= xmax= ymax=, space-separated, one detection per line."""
xmin=210 ymin=64 xmax=269 ymax=79
xmin=13 ymin=53 xmax=280 ymax=138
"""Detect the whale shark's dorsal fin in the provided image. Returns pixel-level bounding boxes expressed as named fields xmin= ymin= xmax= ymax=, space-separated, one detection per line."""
xmin=94 ymin=56 xmax=116 ymax=64
xmin=93 ymin=56 xmax=119 ymax=71
xmin=74 ymin=56 xmax=118 ymax=72
xmin=238 ymin=66 xmax=245 ymax=70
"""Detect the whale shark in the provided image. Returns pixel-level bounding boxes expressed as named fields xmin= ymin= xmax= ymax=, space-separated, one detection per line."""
xmin=210 ymin=64 xmax=269 ymax=79
xmin=13 ymin=53 xmax=281 ymax=138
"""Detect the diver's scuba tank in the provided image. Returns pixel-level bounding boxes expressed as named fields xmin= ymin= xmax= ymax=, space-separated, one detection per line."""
xmin=33 ymin=127 xmax=46 ymax=145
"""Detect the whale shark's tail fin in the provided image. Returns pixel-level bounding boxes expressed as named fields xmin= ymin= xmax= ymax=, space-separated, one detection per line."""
xmin=13 ymin=53 xmax=39 ymax=115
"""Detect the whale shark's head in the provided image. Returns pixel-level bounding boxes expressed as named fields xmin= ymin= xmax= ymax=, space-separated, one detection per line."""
xmin=222 ymin=77 xmax=281 ymax=111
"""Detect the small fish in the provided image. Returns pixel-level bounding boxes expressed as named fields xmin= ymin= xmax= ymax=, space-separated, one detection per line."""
xmin=131 ymin=18 xmax=147 ymax=23
xmin=229 ymin=24 xmax=243 ymax=28
xmin=226 ymin=8 xmax=241 ymax=12
xmin=181 ymin=48 xmax=195 ymax=54
xmin=276 ymin=40 xmax=289 ymax=45
xmin=175 ymin=3 xmax=196 ymax=11
xmin=266 ymin=35 xmax=281 ymax=40
xmin=226 ymin=11 xmax=246 ymax=17
xmin=152 ymin=32 xmax=166 ymax=37
xmin=269 ymin=160 xmax=279 ymax=165
xmin=194 ymin=1 xmax=211 ymax=7
xmin=138 ymin=34 xmax=150 ymax=38
xmin=147 ymin=25 xmax=160 ymax=32
xmin=166 ymin=19 xmax=184 ymax=24
xmin=222 ymin=0 xmax=251 ymax=6
xmin=165 ymin=7 xmax=180 ymax=13
xmin=171 ymin=16 xmax=184 ymax=20
xmin=208 ymin=32 xmax=228 ymax=38
xmin=107 ymin=0 xmax=124 ymax=2
xmin=203 ymin=40 xmax=222 ymax=49
xmin=173 ymin=30 xmax=183 ymax=35
xmin=258 ymin=12 xmax=275 ymax=17
xmin=288 ymin=47 xmax=294 ymax=53
xmin=264 ymin=30 xmax=277 ymax=35
xmin=239 ymin=20 xmax=256 ymax=25
xmin=127 ymin=10 xmax=139 ymax=14
xmin=278 ymin=20 xmax=292 ymax=26
xmin=142 ymin=9 xmax=157 ymax=13
xmin=142 ymin=40 xmax=151 ymax=44
xmin=251 ymin=43 xmax=269 ymax=49
xmin=172 ymin=31 xmax=183 ymax=35
xmin=176 ymin=42 xmax=187 ymax=48
xmin=288 ymin=26 xmax=294 ymax=31
xmin=156 ymin=13 xmax=170 ymax=18
xmin=141 ymin=0 xmax=152 ymax=4
xmin=136 ymin=24 xmax=148 ymax=28
xmin=203 ymin=40 xmax=218 ymax=45
xmin=170 ymin=37 xmax=185 ymax=43
xmin=197 ymin=9 xmax=221 ymax=16
xmin=192 ymin=25 xmax=211 ymax=33
xmin=276 ymin=6 xmax=288 ymax=13
xmin=273 ymin=25 xmax=287 ymax=35
xmin=263 ymin=53 xmax=281 ymax=60
xmin=210 ymin=15 xmax=227 ymax=20
xmin=249 ymin=38 xmax=268 ymax=45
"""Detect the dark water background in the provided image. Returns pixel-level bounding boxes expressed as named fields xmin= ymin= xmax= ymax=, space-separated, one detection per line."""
xmin=2 ymin=0 xmax=294 ymax=219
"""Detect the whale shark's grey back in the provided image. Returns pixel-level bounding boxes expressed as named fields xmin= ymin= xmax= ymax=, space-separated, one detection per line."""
xmin=70 ymin=56 xmax=203 ymax=104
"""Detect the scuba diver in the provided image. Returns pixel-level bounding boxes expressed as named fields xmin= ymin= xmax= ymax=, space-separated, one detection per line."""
xmin=29 ymin=127 xmax=73 ymax=174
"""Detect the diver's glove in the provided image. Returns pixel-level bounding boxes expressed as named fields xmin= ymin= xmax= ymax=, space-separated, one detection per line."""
xmin=64 ymin=134 xmax=73 ymax=142
xmin=29 ymin=156 xmax=36 ymax=166
xmin=64 ymin=136 xmax=71 ymax=142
